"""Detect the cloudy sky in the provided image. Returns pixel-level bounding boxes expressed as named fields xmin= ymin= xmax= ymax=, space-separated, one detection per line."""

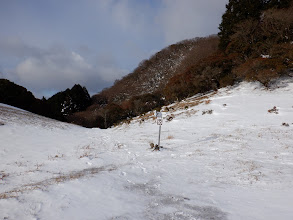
xmin=0 ymin=0 xmax=228 ymax=98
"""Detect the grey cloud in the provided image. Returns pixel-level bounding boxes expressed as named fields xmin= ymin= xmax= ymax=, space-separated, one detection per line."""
xmin=0 ymin=64 xmax=3 ymax=77
xmin=2 ymin=41 xmax=127 ymax=98
xmin=0 ymin=37 xmax=42 ymax=58
xmin=15 ymin=50 xmax=90 ymax=87
xmin=99 ymin=0 xmax=157 ymax=35
xmin=158 ymin=0 xmax=228 ymax=45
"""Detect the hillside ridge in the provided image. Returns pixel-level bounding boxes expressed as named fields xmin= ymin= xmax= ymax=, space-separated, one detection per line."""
xmin=99 ymin=36 xmax=219 ymax=103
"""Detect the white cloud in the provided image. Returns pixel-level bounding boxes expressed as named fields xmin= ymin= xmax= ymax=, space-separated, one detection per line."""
xmin=15 ymin=49 xmax=90 ymax=88
xmin=9 ymin=44 xmax=127 ymax=98
xmin=95 ymin=53 xmax=129 ymax=82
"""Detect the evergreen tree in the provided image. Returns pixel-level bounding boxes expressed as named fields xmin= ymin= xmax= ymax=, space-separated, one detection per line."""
xmin=47 ymin=84 xmax=91 ymax=120
xmin=218 ymin=0 xmax=264 ymax=50
xmin=218 ymin=0 xmax=292 ymax=50
xmin=264 ymin=0 xmax=292 ymax=9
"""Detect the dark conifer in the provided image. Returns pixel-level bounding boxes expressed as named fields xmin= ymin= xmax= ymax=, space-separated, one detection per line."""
xmin=218 ymin=0 xmax=292 ymax=50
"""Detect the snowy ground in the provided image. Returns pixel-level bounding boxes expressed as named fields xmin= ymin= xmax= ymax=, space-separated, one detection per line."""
xmin=1 ymin=79 xmax=293 ymax=220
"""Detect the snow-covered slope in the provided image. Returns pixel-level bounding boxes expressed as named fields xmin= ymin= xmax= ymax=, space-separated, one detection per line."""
xmin=1 ymin=79 xmax=293 ymax=220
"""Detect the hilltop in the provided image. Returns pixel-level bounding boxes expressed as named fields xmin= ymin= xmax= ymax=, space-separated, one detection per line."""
xmin=0 ymin=79 xmax=91 ymax=122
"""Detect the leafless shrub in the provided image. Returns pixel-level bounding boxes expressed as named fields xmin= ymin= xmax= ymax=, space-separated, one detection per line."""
xmin=14 ymin=161 xmax=27 ymax=167
xmin=77 ymin=144 xmax=98 ymax=159
xmin=35 ymin=163 xmax=44 ymax=170
xmin=149 ymin=142 xmax=161 ymax=151
xmin=153 ymin=144 xmax=160 ymax=151
xmin=150 ymin=143 xmax=155 ymax=149
xmin=202 ymin=110 xmax=213 ymax=115
xmin=164 ymin=107 xmax=170 ymax=112
xmin=79 ymin=152 xmax=90 ymax=159
xmin=166 ymin=114 xmax=175 ymax=121
xmin=205 ymin=100 xmax=211 ymax=105
xmin=48 ymin=153 xmax=64 ymax=160
xmin=282 ymin=122 xmax=289 ymax=127
xmin=0 ymin=172 xmax=9 ymax=181
xmin=115 ymin=143 xmax=125 ymax=149
xmin=268 ymin=106 xmax=279 ymax=114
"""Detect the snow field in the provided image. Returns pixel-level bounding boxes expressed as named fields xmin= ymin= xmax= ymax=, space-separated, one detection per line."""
xmin=1 ymin=78 xmax=293 ymax=219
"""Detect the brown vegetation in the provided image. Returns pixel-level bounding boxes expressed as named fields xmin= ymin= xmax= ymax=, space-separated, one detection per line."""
xmin=163 ymin=52 xmax=239 ymax=102
xmin=228 ymin=3 xmax=293 ymax=58
xmin=99 ymin=36 xmax=219 ymax=103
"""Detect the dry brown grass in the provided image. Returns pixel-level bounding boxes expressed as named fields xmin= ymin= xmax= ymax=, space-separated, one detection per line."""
xmin=170 ymin=92 xmax=216 ymax=111
xmin=0 ymin=165 xmax=118 ymax=200
xmin=0 ymin=172 xmax=9 ymax=181
xmin=48 ymin=153 xmax=64 ymax=160
xmin=205 ymin=100 xmax=211 ymax=105
xmin=114 ymin=91 xmax=218 ymax=127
